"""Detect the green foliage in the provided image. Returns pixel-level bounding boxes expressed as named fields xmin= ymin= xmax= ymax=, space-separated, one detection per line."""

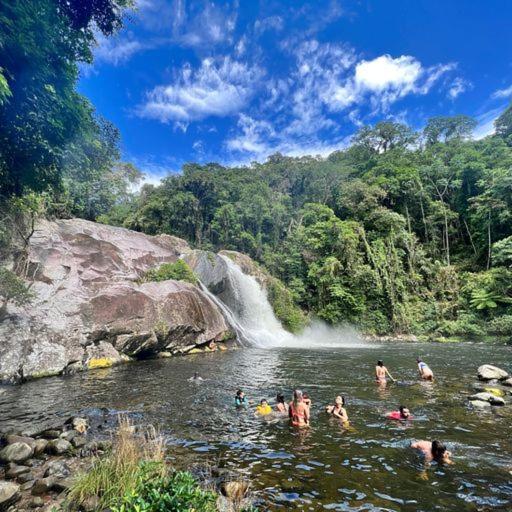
xmin=142 ymin=260 xmax=198 ymax=285
xmin=492 ymin=236 xmax=512 ymax=267
xmin=488 ymin=315 xmax=512 ymax=335
xmin=113 ymin=464 xmax=217 ymax=512
xmin=0 ymin=267 xmax=34 ymax=318
xmin=267 ymin=278 xmax=307 ymax=333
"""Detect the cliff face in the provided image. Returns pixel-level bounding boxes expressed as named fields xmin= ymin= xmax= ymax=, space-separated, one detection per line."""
xmin=0 ymin=219 xmax=231 ymax=384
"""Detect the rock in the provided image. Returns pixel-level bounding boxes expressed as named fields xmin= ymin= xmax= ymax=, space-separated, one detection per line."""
xmin=0 ymin=219 xmax=232 ymax=384
xmin=5 ymin=465 xmax=30 ymax=479
xmin=477 ymin=364 xmax=509 ymax=381
xmin=469 ymin=392 xmax=506 ymax=406
xmin=39 ymin=430 xmax=61 ymax=440
xmin=469 ymin=399 xmax=491 ymax=408
xmin=0 ymin=482 xmax=20 ymax=509
xmin=71 ymin=436 xmax=86 ymax=449
xmin=483 ymin=387 xmax=505 ymax=397
xmin=33 ymin=440 xmax=48 ymax=456
xmin=503 ymin=377 xmax=512 ymax=387
xmin=18 ymin=472 xmax=35 ymax=484
xmin=66 ymin=417 xmax=88 ymax=434
xmin=20 ymin=481 xmax=35 ymax=492
xmin=52 ymin=478 xmax=73 ymax=492
xmin=220 ymin=480 xmax=250 ymax=501
xmin=5 ymin=436 xmax=36 ymax=449
xmin=59 ymin=430 xmax=76 ymax=442
xmin=29 ymin=497 xmax=44 ymax=508
xmin=81 ymin=496 xmax=100 ymax=512
xmin=31 ymin=477 xmax=56 ymax=495
xmin=46 ymin=439 xmax=72 ymax=455
xmin=0 ymin=443 xmax=34 ymax=463
xmin=44 ymin=461 xmax=71 ymax=479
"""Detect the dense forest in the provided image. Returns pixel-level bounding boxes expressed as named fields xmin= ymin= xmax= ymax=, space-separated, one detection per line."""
xmin=1 ymin=0 xmax=512 ymax=339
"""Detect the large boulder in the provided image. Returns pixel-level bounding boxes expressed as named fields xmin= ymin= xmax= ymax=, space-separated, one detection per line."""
xmin=469 ymin=392 xmax=505 ymax=406
xmin=0 ymin=481 xmax=20 ymax=509
xmin=477 ymin=365 xmax=509 ymax=381
xmin=0 ymin=219 xmax=231 ymax=383
xmin=0 ymin=442 xmax=34 ymax=463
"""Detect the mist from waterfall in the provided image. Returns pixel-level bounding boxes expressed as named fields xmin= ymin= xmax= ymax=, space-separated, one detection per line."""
xmin=203 ymin=255 xmax=365 ymax=349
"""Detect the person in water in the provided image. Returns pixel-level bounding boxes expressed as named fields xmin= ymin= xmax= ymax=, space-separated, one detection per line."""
xmin=411 ymin=440 xmax=453 ymax=464
xmin=325 ymin=395 xmax=349 ymax=422
xmin=256 ymin=399 xmax=272 ymax=416
xmin=387 ymin=405 xmax=412 ymax=420
xmin=275 ymin=393 xmax=289 ymax=414
xmin=289 ymin=389 xmax=310 ymax=427
xmin=235 ymin=389 xmax=248 ymax=407
xmin=375 ymin=360 xmax=395 ymax=383
xmin=188 ymin=372 xmax=203 ymax=382
xmin=303 ymin=392 xmax=312 ymax=408
xmin=416 ymin=357 xmax=434 ymax=381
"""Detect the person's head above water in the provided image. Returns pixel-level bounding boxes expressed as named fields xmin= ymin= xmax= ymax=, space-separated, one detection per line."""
xmin=236 ymin=389 xmax=244 ymax=398
xmin=416 ymin=357 xmax=423 ymax=363
xmin=377 ymin=360 xmax=384 ymax=367
xmin=276 ymin=393 xmax=285 ymax=404
xmin=399 ymin=405 xmax=410 ymax=418
xmin=335 ymin=395 xmax=346 ymax=407
xmin=293 ymin=389 xmax=303 ymax=403
xmin=431 ymin=440 xmax=450 ymax=463
xmin=260 ymin=399 xmax=268 ymax=406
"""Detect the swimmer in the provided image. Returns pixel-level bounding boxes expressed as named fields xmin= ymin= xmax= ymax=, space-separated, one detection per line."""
xmin=325 ymin=395 xmax=348 ymax=422
xmin=416 ymin=358 xmax=434 ymax=381
xmin=234 ymin=389 xmax=248 ymax=407
xmin=256 ymin=399 xmax=272 ymax=416
xmin=411 ymin=440 xmax=452 ymax=464
xmin=188 ymin=372 xmax=203 ymax=382
xmin=375 ymin=360 xmax=395 ymax=383
xmin=275 ymin=393 xmax=289 ymax=414
xmin=387 ymin=405 xmax=412 ymax=420
xmin=303 ymin=392 xmax=312 ymax=408
xmin=289 ymin=389 xmax=310 ymax=427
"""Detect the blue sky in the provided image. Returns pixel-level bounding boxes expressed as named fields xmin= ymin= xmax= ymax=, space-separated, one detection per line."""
xmin=79 ymin=0 xmax=512 ymax=184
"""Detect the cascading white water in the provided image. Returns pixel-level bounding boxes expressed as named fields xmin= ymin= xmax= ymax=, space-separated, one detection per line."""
xmin=201 ymin=255 xmax=365 ymax=349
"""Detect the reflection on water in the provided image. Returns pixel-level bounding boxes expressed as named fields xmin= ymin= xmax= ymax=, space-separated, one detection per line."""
xmin=1 ymin=343 xmax=512 ymax=511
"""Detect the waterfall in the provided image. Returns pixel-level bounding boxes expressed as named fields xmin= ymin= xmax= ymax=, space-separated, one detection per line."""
xmin=193 ymin=253 xmax=364 ymax=349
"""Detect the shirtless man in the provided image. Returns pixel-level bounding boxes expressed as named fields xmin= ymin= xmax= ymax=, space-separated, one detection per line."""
xmin=416 ymin=358 xmax=434 ymax=381
xmin=375 ymin=360 xmax=395 ymax=383
xmin=289 ymin=389 xmax=310 ymax=427
xmin=411 ymin=440 xmax=453 ymax=464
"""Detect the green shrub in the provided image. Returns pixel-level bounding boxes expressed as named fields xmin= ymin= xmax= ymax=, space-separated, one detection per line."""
xmin=437 ymin=314 xmax=486 ymax=337
xmin=488 ymin=315 xmax=512 ymax=335
xmin=0 ymin=267 xmax=34 ymax=320
xmin=267 ymin=278 xmax=307 ymax=333
xmin=142 ymin=260 xmax=197 ymax=285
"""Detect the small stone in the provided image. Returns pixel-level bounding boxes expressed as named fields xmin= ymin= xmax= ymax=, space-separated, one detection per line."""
xmin=59 ymin=430 xmax=77 ymax=442
xmin=221 ymin=480 xmax=249 ymax=500
xmin=33 ymin=440 xmax=48 ymax=456
xmin=31 ymin=477 xmax=56 ymax=495
xmin=18 ymin=472 xmax=35 ymax=484
xmin=469 ymin=392 xmax=505 ymax=406
xmin=71 ymin=436 xmax=86 ymax=449
xmin=5 ymin=465 xmax=30 ymax=479
xmin=0 ymin=481 xmax=20 ymax=509
xmin=469 ymin=399 xmax=491 ymax=408
xmin=65 ymin=417 xmax=88 ymax=434
xmin=503 ymin=377 xmax=512 ymax=387
xmin=29 ymin=497 xmax=44 ymax=508
xmin=52 ymin=478 xmax=73 ymax=492
xmin=20 ymin=481 xmax=35 ymax=492
xmin=46 ymin=439 xmax=72 ymax=455
xmin=477 ymin=364 xmax=509 ymax=381
xmin=0 ymin=442 xmax=34 ymax=463
xmin=40 ymin=430 xmax=61 ymax=440
xmin=44 ymin=461 xmax=70 ymax=479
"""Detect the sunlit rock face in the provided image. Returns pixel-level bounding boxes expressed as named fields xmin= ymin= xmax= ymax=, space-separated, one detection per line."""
xmin=0 ymin=219 xmax=230 ymax=383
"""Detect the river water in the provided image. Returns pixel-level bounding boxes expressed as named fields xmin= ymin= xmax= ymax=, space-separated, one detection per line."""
xmin=1 ymin=343 xmax=511 ymax=511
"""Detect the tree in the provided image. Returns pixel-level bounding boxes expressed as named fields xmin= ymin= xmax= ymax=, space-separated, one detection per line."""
xmin=352 ymin=122 xmax=417 ymax=153
xmin=423 ymin=115 xmax=477 ymax=145
xmin=495 ymin=103 xmax=512 ymax=143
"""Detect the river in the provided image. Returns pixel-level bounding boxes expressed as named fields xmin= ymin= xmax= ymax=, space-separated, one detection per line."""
xmin=1 ymin=342 xmax=511 ymax=511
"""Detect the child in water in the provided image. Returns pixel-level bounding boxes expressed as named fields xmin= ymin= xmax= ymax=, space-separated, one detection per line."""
xmin=234 ymin=389 xmax=248 ymax=407
xmin=256 ymin=399 xmax=272 ymax=416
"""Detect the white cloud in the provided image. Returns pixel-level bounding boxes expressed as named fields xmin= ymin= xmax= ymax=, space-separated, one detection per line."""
xmin=94 ymin=33 xmax=147 ymax=65
xmin=137 ymin=57 xmax=264 ymax=125
xmin=254 ymin=16 xmax=284 ymax=35
xmin=473 ymin=106 xmax=504 ymax=139
xmin=491 ymin=84 xmax=512 ymax=99
xmin=448 ymin=77 xmax=471 ymax=99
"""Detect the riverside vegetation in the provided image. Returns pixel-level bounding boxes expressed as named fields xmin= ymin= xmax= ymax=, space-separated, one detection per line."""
xmin=1 ymin=2 xmax=512 ymax=340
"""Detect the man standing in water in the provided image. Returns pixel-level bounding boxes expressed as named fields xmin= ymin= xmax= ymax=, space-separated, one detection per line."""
xmin=289 ymin=389 xmax=310 ymax=427
xmin=416 ymin=358 xmax=434 ymax=381
xmin=375 ymin=360 xmax=395 ymax=384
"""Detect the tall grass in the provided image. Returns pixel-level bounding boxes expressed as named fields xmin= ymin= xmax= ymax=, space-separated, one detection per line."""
xmin=67 ymin=416 xmax=165 ymax=509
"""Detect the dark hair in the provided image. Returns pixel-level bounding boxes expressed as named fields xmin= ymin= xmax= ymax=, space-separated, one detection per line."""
xmin=416 ymin=357 xmax=422 ymax=363
xmin=399 ymin=405 xmax=405 ymax=413
xmin=236 ymin=389 xmax=243 ymax=397
xmin=260 ymin=399 xmax=267 ymax=404
xmin=377 ymin=360 xmax=384 ymax=367
xmin=431 ymin=440 xmax=447 ymax=462
xmin=276 ymin=393 xmax=285 ymax=404
xmin=303 ymin=392 xmax=310 ymax=399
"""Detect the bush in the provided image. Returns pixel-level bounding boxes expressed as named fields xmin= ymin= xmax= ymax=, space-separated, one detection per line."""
xmin=437 ymin=313 xmax=486 ymax=337
xmin=142 ymin=260 xmax=197 ymax=285
xmin=0 ymin=267 xmax=34 ymax=319
xmin=267 ymin=278 xmax=307 ymax=333
xmin=488 ymin=315 xmax=512 ymax=335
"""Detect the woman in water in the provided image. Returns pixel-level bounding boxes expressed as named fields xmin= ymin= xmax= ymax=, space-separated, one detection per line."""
xmin=325 ymin=395 xmax=349 ymax=422
xmin=256 ymin=399 xmax=272 ymax=416
xmin=375 ymin=360 xmax=395 ymax=384
xmin=275 ymin=393 xmax=288 ymax=414
xmin=416 ymin=358 xmax=434 ymax=381
xmin=387 ymin=405 xmax=412 ymax=420
xmin=411 ymin=440 xmax=453 ymax=464
xmin=289 ymin=389 xmax=310 ymax=427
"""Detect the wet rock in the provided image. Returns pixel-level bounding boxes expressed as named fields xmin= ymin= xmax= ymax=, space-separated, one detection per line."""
xmin=46 ymin=439 xmax=72 ymax=455
xmin=5 ymin=436 xmax=36 ymax=450
xmin=20 ymin=481 xmax=35 ymax=492
xmin=469 ymin=399 xmax=491 ymax=408
xmin=483 ymin=387 xmax=505 ymax=397
xmin=44 ymin=461 xmax=71 ymax=479
xmin=71 ymin=436 xmax=86 ymax=449
xmin=59 ymin=430 xmax=77 ymax=442
xmin=0 ymin=443 xmax=34 ymax=463
xmin=477 ymin=364 xmax=509 ymax=381
xmin=31 ymin=477 xmax=56 ymax=495
xmin=33 ymin=440 xmax=48 ymax=456
xmin=0 ymin=482 xmax=20 ymax=509
xmin=220 ymin=480 xmax=250 ymax=501
xmin=70 ymin=417 xmax=88 ymax=434
xmin=29 ymin=497 xmax=44 ymax=508
xmin=5 ymin=465 xmax=30 ymax=479
xmin=18 ymin=472 xmax=35 ymax=484
xmin=39 ymin=430 xmax=61 ymax=440
xmin=469 ymin=392 xmax=505 ymax=406
xmin=503 ymin=377 xmax=512 ymax=387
